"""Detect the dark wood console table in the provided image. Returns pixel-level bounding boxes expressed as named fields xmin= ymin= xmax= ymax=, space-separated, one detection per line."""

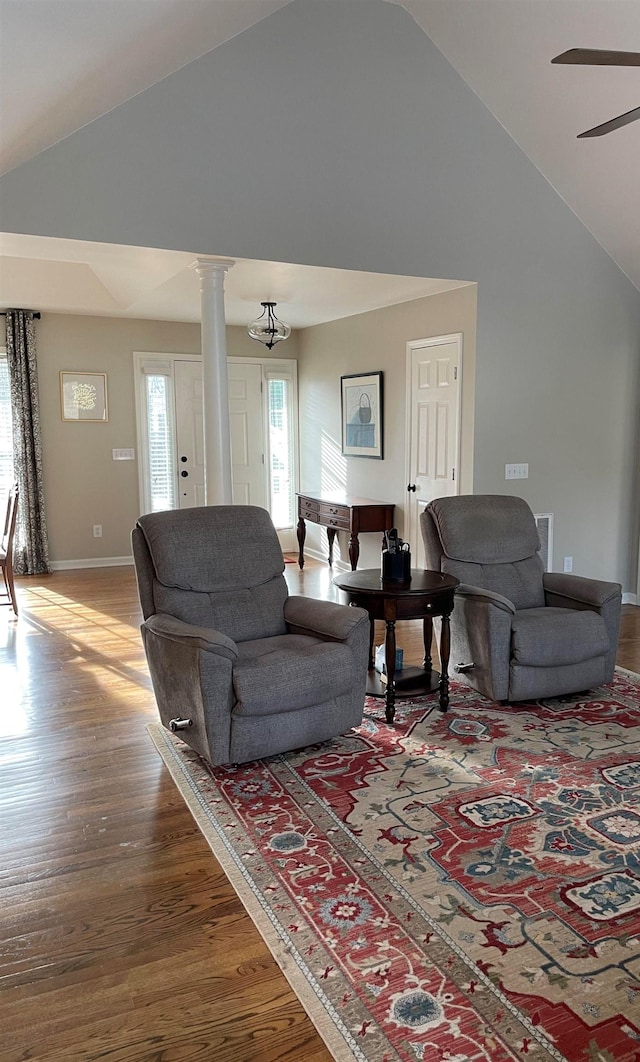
xmin=332 ymin=568 xmax=459 ymax=721
xmin=296 ymin=492 xmax=395 ymax=571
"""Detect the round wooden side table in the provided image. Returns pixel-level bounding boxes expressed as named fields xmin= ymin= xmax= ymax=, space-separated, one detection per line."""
xmin=333 ymin=568 xmax=459 ymax=722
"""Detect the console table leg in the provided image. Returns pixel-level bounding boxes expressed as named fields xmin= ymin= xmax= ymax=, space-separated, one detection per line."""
xmin=439 ymin=612 xmax=452 ymax=712
xmin=384 ymin=619 xmax=396 ymax=723
xmin=348 ymin=533 xmax=360 ymax=571
xmin=296 ymin=518 xmax=306 ymax=569
xmin=367 ymin=613 xmax=375 ymax=670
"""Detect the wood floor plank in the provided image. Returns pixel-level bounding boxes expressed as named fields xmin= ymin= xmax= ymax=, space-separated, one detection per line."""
xmin=0 ymin=566 xmax=334 ymax=1062
xmin=1 ymin=564 xmax=637 ymax=1062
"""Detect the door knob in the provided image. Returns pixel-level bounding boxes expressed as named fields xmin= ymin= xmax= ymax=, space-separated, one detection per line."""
xmin=180 ymin=455 xmax=188 ymax=463
xmin=407 ymin=483 xmax=417 ymax=492
xmin=181 ymin=470 xmax=189 ymax=477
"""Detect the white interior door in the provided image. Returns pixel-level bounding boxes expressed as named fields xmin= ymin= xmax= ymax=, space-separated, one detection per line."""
xmin=228 ymin=361 xmax=267 ymax=507
xmin=406 ymin=334 xmax=462 ymax=567
xmin=175 ymin=360 xmax=206 ymax=508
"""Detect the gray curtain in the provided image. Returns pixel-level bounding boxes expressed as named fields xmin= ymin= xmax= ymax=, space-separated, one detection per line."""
xmin=5 ymin=310 xmax=50 ymax=575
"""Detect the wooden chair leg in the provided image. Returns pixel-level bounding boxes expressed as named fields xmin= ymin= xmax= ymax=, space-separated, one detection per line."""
xmin=1 ymin=560 xmax=18 ymax=615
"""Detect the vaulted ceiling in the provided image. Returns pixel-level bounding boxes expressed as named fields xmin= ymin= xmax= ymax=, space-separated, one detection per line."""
xmin=0 ymin=0 xmax=638 ymax=319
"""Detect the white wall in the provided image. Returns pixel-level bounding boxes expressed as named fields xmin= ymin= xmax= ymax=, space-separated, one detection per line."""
xmin=2 ymin=0 xmax=639 ymax=586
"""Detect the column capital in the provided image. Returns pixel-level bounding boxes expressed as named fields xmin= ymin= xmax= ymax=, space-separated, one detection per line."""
xmin=190 ymin=257 xmax=235 ymax=280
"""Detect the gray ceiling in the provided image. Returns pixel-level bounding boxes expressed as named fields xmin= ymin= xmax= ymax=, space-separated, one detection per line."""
xmin=1 ymin=0 xmax=638 ymax=302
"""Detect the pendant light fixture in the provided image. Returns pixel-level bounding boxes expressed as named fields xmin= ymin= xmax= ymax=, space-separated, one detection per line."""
xmin=247 ymin=302 xmax=291 ymax=350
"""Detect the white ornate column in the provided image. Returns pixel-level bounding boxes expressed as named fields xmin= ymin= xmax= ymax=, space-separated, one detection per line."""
xmin=190 ymin=257 xmax=235 ymax=504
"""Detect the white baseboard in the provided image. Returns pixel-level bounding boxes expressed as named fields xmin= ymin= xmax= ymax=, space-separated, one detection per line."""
xmin=301 ymin=546 xmax=350 ymax=573
xmin=50 ymin=555 xmax=134 ymax=571
xmin=623 ymin=592 xmax=637 ymax=605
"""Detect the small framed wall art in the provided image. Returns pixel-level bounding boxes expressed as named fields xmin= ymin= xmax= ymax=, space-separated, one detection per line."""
xmin=340 ymin=371 xmax=383 ymax=459
xmin=60 ymin=371 xmax=108 ymax=422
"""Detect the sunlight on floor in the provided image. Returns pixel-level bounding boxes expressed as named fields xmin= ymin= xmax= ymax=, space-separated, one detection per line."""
xmin=0 ymin=579 xmax=152 ymax=736
xmin=0 ymin=671 xmax=29 ymax=736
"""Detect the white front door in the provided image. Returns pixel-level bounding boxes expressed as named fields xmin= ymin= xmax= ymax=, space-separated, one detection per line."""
xmin=175 ymin=359 xmax=206 ymax=508
xmin=228 ymin=361 xmax=266 ymax=507
xmin=175 ymin=358 xmax=266 ymax=509
xmin=136 ymin=352 xmax=298 ymax=550
xmin=405 ymin=334 xmax=462 ymax=568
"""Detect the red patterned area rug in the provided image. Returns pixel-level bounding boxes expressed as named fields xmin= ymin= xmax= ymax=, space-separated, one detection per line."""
xmin=148 ymin=669 xmax=640 ymax=1062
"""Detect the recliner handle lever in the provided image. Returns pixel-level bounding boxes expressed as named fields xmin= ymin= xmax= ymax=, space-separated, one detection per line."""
xmin=454 ymin=662 xmax=475 ymax=674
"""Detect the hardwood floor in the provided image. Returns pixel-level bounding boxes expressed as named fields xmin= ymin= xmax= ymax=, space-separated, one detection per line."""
xmin=1 ymin=563 xmax=639 ymax=1061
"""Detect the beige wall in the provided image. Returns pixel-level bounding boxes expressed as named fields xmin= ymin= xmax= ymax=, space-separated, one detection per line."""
xmin=36 ymin=313 xmax=298 ymax=564
xmin=297 ymin=285 xmax=478 ymax=569
xmin=37 ymin=292 xmax=473 ymax=568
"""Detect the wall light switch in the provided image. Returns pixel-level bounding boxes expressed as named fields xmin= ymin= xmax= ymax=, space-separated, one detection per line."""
xmin=112 ymin=448 xmax=135 ymax=461
xmin=563 ymin=556 xmax=573 ymax=573
xmin=505 ymin=463 xmax=529 ymax=480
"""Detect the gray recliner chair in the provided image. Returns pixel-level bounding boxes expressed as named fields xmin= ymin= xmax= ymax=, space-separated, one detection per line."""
xmin=133 ymin=505 xmax=370 ymax=765
xmin=420 ymin=495 xmax=622 ymax=702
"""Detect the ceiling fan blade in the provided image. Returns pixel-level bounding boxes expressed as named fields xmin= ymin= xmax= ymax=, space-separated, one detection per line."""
xmin=552 ymin=48 xmax=640 ymax=67
xmin=551 ymin=48 xmax=640 ymax=66
xmin=577 ymin=105 xmax=640 ymax=137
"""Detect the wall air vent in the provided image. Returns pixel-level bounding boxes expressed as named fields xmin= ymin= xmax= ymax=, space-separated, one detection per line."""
xmin=534 ymin=513 xmax=554 ymax=572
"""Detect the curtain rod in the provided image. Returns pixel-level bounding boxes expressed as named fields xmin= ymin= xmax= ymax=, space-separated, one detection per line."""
xmin=0 ymin=312 xmax=41 ymax=318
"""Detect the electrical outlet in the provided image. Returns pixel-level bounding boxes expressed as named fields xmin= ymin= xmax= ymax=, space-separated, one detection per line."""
xmin=93 ymin=524 xmax=102 ymax=538
xmin=563 ymin=556 xmax=573 ymax=573
xmin=505 ymin=463 xmax=529 ymax=480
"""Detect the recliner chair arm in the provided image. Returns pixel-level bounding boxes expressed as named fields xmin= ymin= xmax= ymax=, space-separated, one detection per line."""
xmin=456 ymin=584 xmax=516 ymax=615
xmin=447 ymin=586 xmax=514 ymax=700
xmin=543 ymin=572 xmax=622 ymax=610
xmin=143 ymin=614 xmax=239 ymax=660
xmin=141 ymin=614 xmax=235 ymax=766
xmin=284 ymin=595 xmax=369 ymax=641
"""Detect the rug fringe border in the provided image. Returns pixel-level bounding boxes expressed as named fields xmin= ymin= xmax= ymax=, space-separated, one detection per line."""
xmin=614 ymin=664 xmax=640 ymax=681
xmin=147 ymin=722 xmax=364 ymax=1062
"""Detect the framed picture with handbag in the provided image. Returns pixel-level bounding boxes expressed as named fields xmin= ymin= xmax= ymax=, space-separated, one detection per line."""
xmin=340 ymin=371 xmax=383 ymax=459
